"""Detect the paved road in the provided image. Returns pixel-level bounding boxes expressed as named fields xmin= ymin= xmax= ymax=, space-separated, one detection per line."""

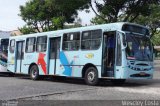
xmin=0 ymin=76 xmax=94 ymax=100
xmin=0 ymin=71 xmax=159 ymax=100
xmin=0 ymin=65 xmax=160 ymax=105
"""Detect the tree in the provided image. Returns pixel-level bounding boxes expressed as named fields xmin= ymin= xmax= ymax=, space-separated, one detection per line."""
xmin=90 ymin=0 xmax=159 ymax=24
xmin=133 ymin=4 xmax=160 ymax=37
xmin=90 ymin=0 xmax=160 ymax=45
xmin=151 ymin=32 xmax=160 ymax=46
xmin=91 ymin=13 xmax=106 ymax=25
xmin=19 ymin=0 xmax=89 ymax=34
xmin=18 ymin=25 xmax=36 ymax=35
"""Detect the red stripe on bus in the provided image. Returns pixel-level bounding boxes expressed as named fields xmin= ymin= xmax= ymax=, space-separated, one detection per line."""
xmin=37 ymin=53 xmax=47 ymax=75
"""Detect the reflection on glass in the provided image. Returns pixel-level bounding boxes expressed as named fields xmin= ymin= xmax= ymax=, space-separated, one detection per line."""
xmin=125 ymin=33 xmax=152 ymax=61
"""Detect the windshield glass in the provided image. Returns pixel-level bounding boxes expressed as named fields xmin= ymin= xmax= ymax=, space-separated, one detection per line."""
xmin=125 ymin=33 xmax=153 ymax=61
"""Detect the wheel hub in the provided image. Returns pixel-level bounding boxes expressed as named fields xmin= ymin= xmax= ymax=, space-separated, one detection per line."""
xmin=88 ymin=71 xmax=95 ymax=82
xmin=32 ymin=69 xmax=37 ymax=78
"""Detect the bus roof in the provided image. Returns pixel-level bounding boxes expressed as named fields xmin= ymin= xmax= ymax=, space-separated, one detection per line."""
xmin=9 ymin=22 xmax=148 ymax=39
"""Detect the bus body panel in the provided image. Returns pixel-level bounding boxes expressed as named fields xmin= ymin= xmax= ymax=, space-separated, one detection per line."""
xmin=23 ymin=53 xmax=37 ymax=74
xmin=58 ymin=51 xmax=81 ymax=77
xmin=0 ymin=61 xmax=7 ymax=72
xmin=79 ymin=49 xmax=102 ymax=78
xmin=8 ymin=50 xmax=16 ymax=73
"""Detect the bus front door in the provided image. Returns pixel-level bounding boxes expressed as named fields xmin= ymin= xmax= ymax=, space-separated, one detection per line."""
xmin=16 ymin=41 xmax=25 ymax=73
xmin=102 ymin=31 xmax=116 ymax=77
xmin=48 ymin=37 xmax=61 ymax=75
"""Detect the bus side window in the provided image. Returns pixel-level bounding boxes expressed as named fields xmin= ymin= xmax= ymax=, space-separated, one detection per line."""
xmin=62 ymin=32 xmax=80 ymax=51
xmin=116 ymin=34 xmax=122 ymax=66
xmin=81 ymin=29 xmax=102 ymax=50
xmin=26 ymin=37 xmax=36 ymax=53
xmin=9 ymin=39 xmax=15 ymax=53
xmin=36 ymin=36 xmax=47 ymax=52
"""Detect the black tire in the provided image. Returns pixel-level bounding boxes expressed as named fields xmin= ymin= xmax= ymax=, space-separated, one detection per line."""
xmin=30 ymin=65 xmax=39 ymax=80
xmin=111 ymin=79 xmax=126 ymax=85
xmin=84 ymin=67 xmax=99 ymax=86
xmin=8 ymin=72 xmax=15 ymax=77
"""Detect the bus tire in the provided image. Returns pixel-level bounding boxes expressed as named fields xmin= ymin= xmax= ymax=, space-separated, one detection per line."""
xmin=30 ymin=65 xmax=39 ymax=80
xmin=111 ymin=79 xmax=126 ymax=85
xmin=8 ymin=73 xmax=15 ymax=77
xmin=84 ymin=67 xmax=99 ymax=86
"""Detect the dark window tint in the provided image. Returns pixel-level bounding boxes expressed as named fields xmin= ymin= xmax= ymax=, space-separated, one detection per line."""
xmin=36 ymin=36 xmax=47 ymax=52
xmin=81 ymin=29 xmax=102 ymax=50
xmin=0 ymin=39 xmax=9 ymax=63
xmin=1 ymin=39 xmax=9 ymax=53
xmin=9 ymin=39 xmax=15 ymax=53
xmin=17 ymin=42 xmax=25 ymax=59
xmin=81 ymin=32 xmax=91 ymax=40
xmin=122 ymin=24 xmax=149 ymax=35
xmin=50 ymin=38 xmax=61 ymax=59
xmin=26 ymin=37 xmax=36 ymax=53
xmin=116 ymin=34 xmax=122 ymax=66
xmin=62 ymin=32 xmax=80 ymax=51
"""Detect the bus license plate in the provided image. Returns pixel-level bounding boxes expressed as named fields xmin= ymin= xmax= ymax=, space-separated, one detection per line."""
xmin=140 ymin=72 xmax=146 ymax=76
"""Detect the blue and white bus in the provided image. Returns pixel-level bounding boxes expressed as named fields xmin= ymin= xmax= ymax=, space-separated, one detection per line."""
xmin=7 ymin=22 xmax=154 ymax=85
xmin=0 ymin=38 xmax=9 ymax=73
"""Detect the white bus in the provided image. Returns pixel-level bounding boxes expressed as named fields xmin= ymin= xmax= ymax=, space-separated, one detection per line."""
xmin=7 ymin=22 xmax=154 ymax=85
xmin=0 ymin=38 xmax=9 ymax=73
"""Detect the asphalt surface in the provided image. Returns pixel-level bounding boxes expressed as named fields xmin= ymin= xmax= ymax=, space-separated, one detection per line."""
xmin=0 ymin=62 xmax=160 ymax=105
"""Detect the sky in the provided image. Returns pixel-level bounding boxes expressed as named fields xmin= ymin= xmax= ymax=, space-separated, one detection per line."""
xmin=0 ymin=0 xmax=95 ymax=31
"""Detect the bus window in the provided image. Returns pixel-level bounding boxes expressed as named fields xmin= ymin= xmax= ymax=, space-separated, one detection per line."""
xmin=36 ymin=36 xmax=47 ymax=52
xmin=81 ymin=29 xmax=102 ymax=50
xmin=26 ymin=37 xmax=36 ymax=53
xmin=62 ymin=32 xmax=80 ymax=51
xmin=0 ymin=39 xmax=9 ymax=63
xmin=116 ymin=33 xmax=122 ymax=66
xmin=17 ymin=41 xmax=25 ymax=59
xmin=9 ymin=39 xmax=15 ymax=53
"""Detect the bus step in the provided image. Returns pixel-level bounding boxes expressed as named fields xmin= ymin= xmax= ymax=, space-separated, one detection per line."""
xmin=107 ymin=71 xmax=114 ymax=77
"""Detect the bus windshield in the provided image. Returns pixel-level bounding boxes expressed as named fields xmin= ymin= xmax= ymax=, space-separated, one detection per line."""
xmin=125 ymin=33 xmax=152 ymax=61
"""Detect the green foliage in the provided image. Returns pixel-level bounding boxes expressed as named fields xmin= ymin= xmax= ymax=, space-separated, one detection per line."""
xmin=90 ymin=0 xmax=160 ymax=45
xmin=91 ymin=13 xmax=107 ymax=25
xmin=52 ymin=16 xmax=65 ymax=30
xmin=134 ymin=4 xmax=160 ymax=37
xmin=151 ymin=31 xmax=160 ymax=46
xmin=18 ymin=25 xmax=36 ymax=35
xmin=19 ymin=0 xmax=89 ymax=34
xmin=90 ymin=0 xmax=158 ymax=24
xmin=130 ymin=4 xmax=160 ymax=45
xmin=64 ymin=18 xmax=83 ymax=29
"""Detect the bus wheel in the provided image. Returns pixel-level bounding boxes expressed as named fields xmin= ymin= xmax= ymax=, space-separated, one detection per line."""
xmin=8 ymin=73 xmax=15 ymax=77
xmin=84 ymin=67 xmax=99 ymax=86
xmin=111 ymin=79 xmax=126 ymax=85
xmin=30 ymin=65 xmax=39 ymax=80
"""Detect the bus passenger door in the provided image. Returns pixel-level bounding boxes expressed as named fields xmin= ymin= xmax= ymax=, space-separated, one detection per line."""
xmin=102 ymin=31 xmax=116 ymax=77
xmin=16 ymin=41 xmax=25 ymax=73
xmin=48 ymin=37 xmax=61 ymax=75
